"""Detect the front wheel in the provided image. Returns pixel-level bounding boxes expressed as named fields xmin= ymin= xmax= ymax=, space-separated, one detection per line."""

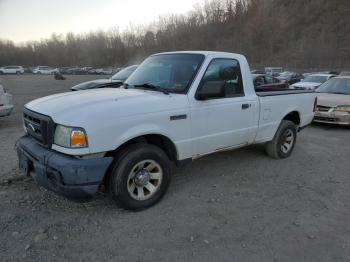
xmin=265 ymin=120 xmax=297 ymax=159
xmin=108 ymin=144 xmax=172 ymax=210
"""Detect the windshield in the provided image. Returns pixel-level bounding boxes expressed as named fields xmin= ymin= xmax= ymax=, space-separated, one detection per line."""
xmin=303 ymin=75 xmax=328 ymax=83
xmin=125 ymin=53 xmax=204 ymax=94
xmin=316 ymin=78 xmax=350 ymax=94
xmin=111 ymin=65 xmax=137 ymax=80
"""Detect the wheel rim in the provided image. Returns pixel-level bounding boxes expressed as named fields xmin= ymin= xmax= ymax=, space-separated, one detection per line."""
xmin=281 ymin=129 xmax=294 ymax=154
xmin=127 ymin=160 xmax=163 ymax=201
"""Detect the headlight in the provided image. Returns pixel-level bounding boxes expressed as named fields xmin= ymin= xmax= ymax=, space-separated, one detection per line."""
xmin=334 ymin=105 xmax=350 ymax=113
xmin=54 ymin=125 xmax=88 ymax=148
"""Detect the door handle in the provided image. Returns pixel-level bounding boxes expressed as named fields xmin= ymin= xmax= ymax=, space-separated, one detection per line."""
xmin=242 ymin=103 xmax=251 ymax=110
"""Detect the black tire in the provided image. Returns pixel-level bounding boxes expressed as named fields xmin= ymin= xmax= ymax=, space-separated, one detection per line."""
xmin=16 ymin=71 xmax=20 ymax=75
xmin=265 ymin=120 xmax=297 ymax=159
xmin=108 ymin=143 xmax=172 ymax=210
xmin=0 ymin=71 xmax=3 ymax=75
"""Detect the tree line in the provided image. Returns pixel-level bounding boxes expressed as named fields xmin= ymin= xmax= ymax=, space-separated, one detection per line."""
xmin=0 ymin=0 xmax=349 ymax=70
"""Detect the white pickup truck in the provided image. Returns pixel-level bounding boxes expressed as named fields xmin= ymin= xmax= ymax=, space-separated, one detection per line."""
xmin=17 ymin=51 xmax=317 ymax=210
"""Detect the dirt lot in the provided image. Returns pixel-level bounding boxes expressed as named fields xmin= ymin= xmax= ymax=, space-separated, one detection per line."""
xmin=0 ymin=75 xmax=350 ymax=262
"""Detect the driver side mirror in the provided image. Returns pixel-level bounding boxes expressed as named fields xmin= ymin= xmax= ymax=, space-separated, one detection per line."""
xmin=196 ymin=81 xmax=225 ymax=100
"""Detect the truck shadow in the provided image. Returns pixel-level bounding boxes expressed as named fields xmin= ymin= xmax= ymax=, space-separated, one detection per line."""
xmin=311 ymin=122 xmax=350 ymax=130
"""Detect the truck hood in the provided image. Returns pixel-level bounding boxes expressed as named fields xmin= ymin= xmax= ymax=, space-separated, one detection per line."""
xmin=291 ymin=82 xmax=321 ymax=89
xmin=316 ymin=92 xmax=350 ymax=108
xmin=25 ymin=88 xmax=187 ymax=126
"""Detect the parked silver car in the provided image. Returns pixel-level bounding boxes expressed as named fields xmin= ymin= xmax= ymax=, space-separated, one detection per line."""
xmin=0 ymin=81 xmax=14 ymax=117
xmin=314 ymin=76 xmax=350 ymax=125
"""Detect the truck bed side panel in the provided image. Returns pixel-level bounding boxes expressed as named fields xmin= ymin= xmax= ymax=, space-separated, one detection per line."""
xmin=255 ymin=93 xmax=316 ymax=143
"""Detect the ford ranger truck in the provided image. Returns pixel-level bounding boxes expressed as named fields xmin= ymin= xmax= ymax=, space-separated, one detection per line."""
xmin=16 ymin=51 xmax=317 ymax=210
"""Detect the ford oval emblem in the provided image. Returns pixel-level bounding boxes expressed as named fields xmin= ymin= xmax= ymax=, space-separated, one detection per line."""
xmin=27 ymin=123 xmax=36 ymax=132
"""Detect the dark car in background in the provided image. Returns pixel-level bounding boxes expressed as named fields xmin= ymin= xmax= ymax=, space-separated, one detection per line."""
xmin=71 ymin=65 xmax=138 ymax=91
xmin=67 ymin=67 xmax=88 ymax=75
xmin=252 ymin=74 xmax=289 ymax=91
xmin=277 ymin=71 xmax=304 ymax=85
xmin=58 ymin=67 xmax=72 ymax=74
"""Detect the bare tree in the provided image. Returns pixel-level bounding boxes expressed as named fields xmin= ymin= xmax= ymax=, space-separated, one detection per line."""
xmin=0 ymin=0 xmax=349 ymax=70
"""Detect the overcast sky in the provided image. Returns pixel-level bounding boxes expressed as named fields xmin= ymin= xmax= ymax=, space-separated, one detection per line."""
xmin=0 ymin=0 xmax=200 ymax=43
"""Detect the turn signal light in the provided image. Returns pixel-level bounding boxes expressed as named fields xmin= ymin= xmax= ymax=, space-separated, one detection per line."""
xmin=70 ymin=130 xmax=88 ymax=148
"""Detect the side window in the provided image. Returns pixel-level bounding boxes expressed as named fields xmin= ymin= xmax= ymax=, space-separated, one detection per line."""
xmin=273 ymin=77 xmax=280 ymax=83
xmin=254 ymin=76 xmax=265 ymax=86
xmin=200 ymin=58 xmax=244 ymax=98
xmin=265 ymin=76 xmax=274 ymax=84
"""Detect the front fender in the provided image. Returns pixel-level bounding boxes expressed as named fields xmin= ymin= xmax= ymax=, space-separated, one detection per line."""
xmin=115 ymin=123 xmax=177 ymax=150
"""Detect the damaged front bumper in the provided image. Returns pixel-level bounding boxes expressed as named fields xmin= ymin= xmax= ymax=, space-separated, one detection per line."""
xmin=314 ymin=111 xmax=350 ymax=126
xmin=16 ymin=136 xmax=113 ymax=200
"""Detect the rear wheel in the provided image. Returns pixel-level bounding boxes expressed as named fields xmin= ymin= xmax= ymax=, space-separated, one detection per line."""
xmin=265 ymin=120 xmax=297 ymax=159
xmin=108 ymin=144 xmax=171 ymax=210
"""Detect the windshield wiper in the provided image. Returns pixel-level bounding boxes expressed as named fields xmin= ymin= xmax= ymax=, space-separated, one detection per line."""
xmin=133 ymin=83 xmax=169 ymax=95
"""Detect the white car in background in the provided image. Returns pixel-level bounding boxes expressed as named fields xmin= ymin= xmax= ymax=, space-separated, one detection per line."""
xmin=0 ymin=81 xmax=14 ymax=117
xmin=95 ymin=68 xmax=113 ymax=75
xmin=265 ymin=67 xmax=283 ymax=76
xmin=291 ymin=74 xmax=335 ymax=90
xmin=32 ymin=66 xmax=56 ymax=75
xmin=0 ymin=66 xmax=24 ymax=74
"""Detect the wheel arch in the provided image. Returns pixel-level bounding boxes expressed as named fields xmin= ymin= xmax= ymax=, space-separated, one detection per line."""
xmin=106 ymin=133 xmax=179 ymax=162
xmin=282 ymin=110 xmax=301 ymax=126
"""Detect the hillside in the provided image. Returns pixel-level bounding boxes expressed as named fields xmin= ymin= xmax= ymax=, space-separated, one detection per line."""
xmin=0 ymin=0 xmax=349 ymax=69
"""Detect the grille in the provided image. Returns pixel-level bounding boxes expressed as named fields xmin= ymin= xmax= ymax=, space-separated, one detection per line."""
xmin=23 ymin=108 xmax=54 ymax=147
xmin=317 ymin=105 xmax=331 ymax=112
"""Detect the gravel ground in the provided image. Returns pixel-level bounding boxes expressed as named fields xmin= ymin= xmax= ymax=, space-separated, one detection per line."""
xmin=0 ymin=75 xmax=350 ymax=262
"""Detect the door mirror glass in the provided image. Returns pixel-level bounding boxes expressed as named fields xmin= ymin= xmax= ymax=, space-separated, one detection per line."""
xmin=197 ymin=81 xmax=225 ymax=100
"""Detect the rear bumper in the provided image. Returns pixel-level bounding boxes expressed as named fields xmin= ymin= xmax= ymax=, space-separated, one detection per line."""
xmin=16 ymin=136 xmax=113 ymax=200
xmin=314 ymin=111 xmax=350 ymax=126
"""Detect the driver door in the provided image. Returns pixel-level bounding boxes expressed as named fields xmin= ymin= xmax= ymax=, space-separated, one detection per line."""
xmin=190 ymin=58 xmax=258 ymax=156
